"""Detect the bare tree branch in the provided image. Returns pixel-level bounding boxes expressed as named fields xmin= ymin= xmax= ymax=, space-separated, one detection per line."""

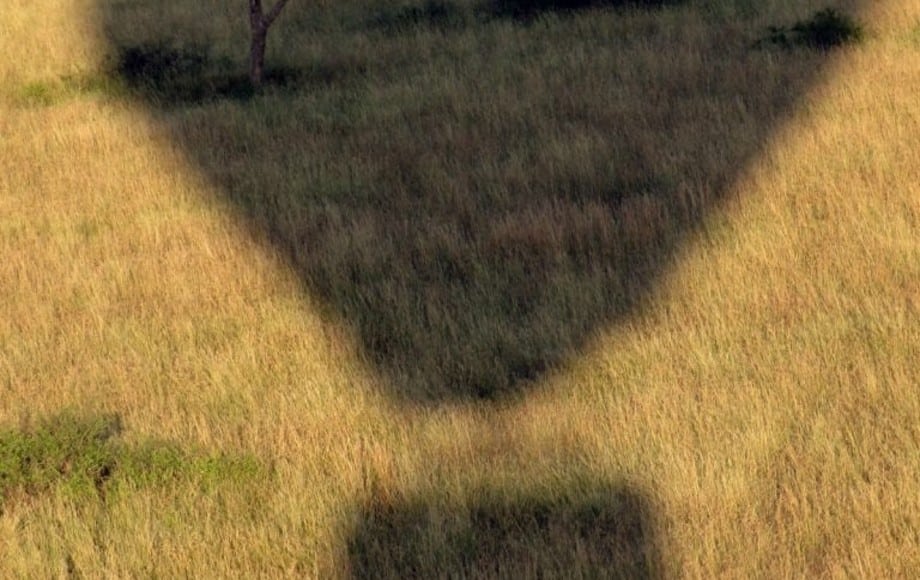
xmin=264 ymin=0 xmax=291 ymax=26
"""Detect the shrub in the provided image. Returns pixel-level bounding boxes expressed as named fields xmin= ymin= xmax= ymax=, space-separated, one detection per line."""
xmin=116 ymin=43 xmax=213 ymax=102
xmin=761 ymin=8 xmax=863 ymax=50
xmin=118 ymin=44 xmax=208 ymax=86
xmin=793 ymin=8 xmax=864 ymax=48
xmin=372 ymin=0 xmax=471 ymax=33
xmin=114 ymin=43 xmax=310 ymax=104
xmin=491 ymin=0 xmax=680 ymax=20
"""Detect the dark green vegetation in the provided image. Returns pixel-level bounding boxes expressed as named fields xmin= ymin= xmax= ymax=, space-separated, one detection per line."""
xmin=371 ymin=0 xmax=473 ymax=33
xmin=94 ymin=0 xmax=864 ymax=403
xmin=117 ymin=44 xmax=244 ymax=103
xmin=0 ymin=413 xmax=262 ymax=511
xmin=371 ymin=0 xmax=683 ymax=29
xmin=760 ymin=8 xmax=864 ymax=49
xmin=350 ymin=485 xmax=657 ymax=578
xmin=115 ymin=44 xmax=307 ymax=104
xmin=491 ymin=0 xmax=682 ymax=20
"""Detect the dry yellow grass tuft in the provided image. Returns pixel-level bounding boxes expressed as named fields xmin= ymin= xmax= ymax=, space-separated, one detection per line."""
xmin=1 ymin=0 xmax=918 ymax=576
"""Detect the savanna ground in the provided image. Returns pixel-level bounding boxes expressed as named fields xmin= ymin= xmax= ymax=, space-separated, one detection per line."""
xmin=1 ymin=0 xmax=919 ymax=576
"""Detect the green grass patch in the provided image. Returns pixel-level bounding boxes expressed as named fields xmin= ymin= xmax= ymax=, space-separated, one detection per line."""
xmin=0 ymin=413 xmax=263 ymax=511
xmin=17 ymin=81 xmax=58 ymax=106
xmin=908 ymin=22 xmax=920 ymax=46
xmin=14 ymin=74 xmax=127 ymax=107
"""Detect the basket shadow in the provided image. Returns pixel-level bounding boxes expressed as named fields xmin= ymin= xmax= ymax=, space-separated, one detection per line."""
xmin=347 ymin=483 xmax=658 ymax=578
xmin=95 ymin=1 xmax=859 ymax=403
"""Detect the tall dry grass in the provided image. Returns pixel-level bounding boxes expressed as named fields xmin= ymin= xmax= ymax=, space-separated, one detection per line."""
xmin=1 ymin=0 xmax=918 ymax=577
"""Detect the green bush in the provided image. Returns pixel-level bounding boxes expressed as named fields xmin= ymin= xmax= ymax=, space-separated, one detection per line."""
xmin=761 ymin=8 xmax=864 ymax=50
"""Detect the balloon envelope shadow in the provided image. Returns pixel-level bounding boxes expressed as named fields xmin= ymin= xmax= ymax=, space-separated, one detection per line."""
xmin=348 ymin=484 xmax=658 ymax=578
xmin=95 ymin=1 xmax=858 ymax=402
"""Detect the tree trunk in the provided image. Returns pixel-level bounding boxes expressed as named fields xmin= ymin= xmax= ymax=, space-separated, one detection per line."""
xmin=250 ymin=23 xmax=267 ymax=88
xmin=248 ymin=0 xmax=290 ymax=90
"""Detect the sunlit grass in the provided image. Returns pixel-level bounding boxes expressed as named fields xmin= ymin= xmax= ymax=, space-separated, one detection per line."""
xmin=1 ymin=0 xmax=918 ymax=576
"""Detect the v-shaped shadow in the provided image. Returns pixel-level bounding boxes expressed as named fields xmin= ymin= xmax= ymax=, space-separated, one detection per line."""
xmin=96 ymin=1 xmax=859 ymax=403
xmin=91 ymin=2 xmax=866 ymax=575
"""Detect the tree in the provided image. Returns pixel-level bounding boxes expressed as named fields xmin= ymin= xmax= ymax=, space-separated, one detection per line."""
xmin=249 ymin=0 xmax=291 ymax=88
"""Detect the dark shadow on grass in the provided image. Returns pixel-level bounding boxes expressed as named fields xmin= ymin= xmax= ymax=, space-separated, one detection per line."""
xmin=348 ymin=484 xmax=658 ymax=578
xmin=369 ymin=0 xmax=684 ymax=33
xmin=95 ymin=2 xmax=865 ymax=403
xmin=370 ymin=0 xmax=474 ymax=34
xmin=112 ymin=44 xmax=360 ymax=107
xmin=489 ymin=0 xmax=684 ymax=21
xmin=755 ymin=8 xmax=865 ymax=50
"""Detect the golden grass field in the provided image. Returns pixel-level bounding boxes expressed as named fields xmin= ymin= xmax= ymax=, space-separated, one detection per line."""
xmin=1 ymin=0 xmax=918 ymax=576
